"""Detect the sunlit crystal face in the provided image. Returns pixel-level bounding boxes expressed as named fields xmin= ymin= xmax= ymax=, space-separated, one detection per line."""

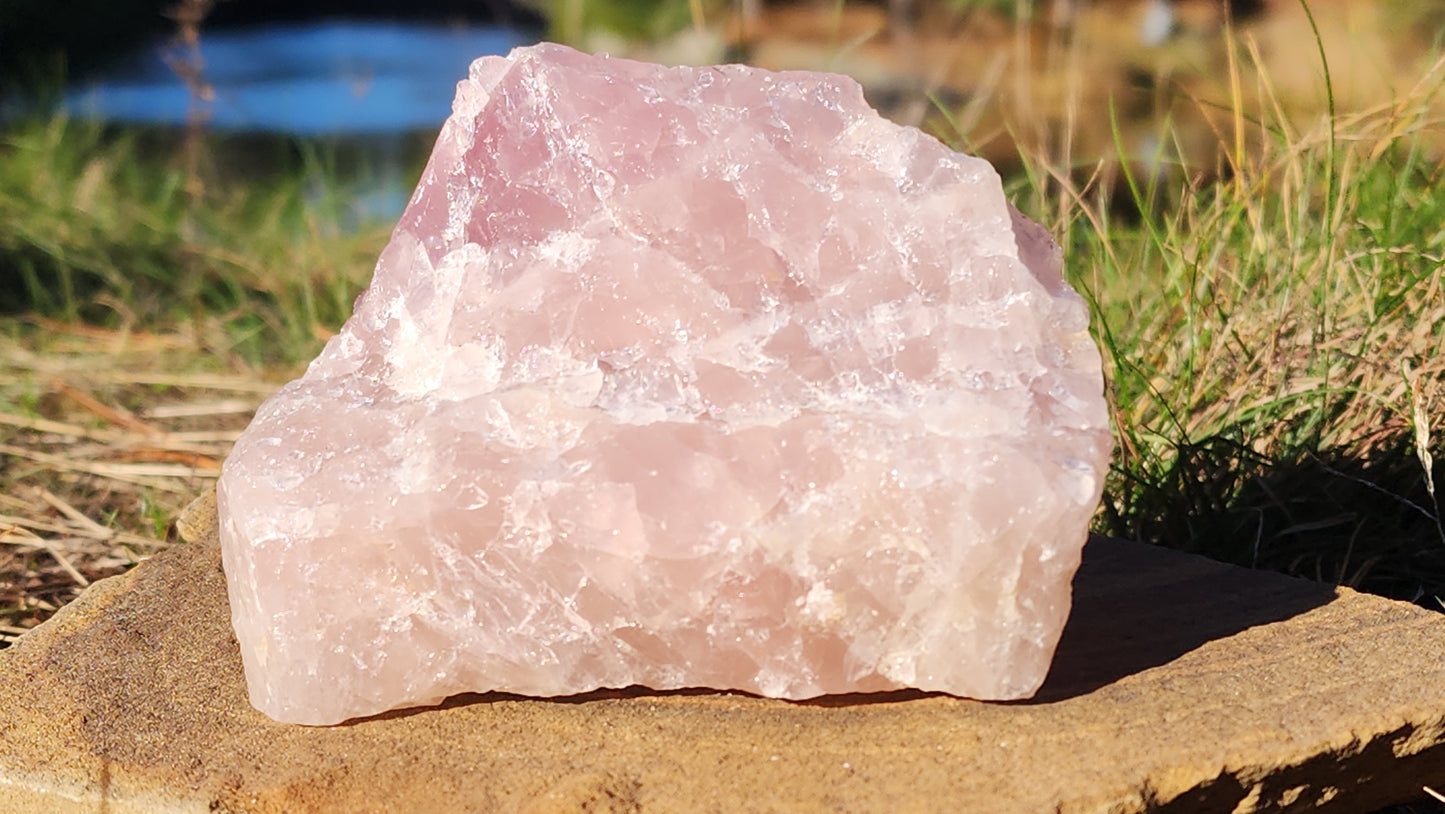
xmin=218 ymin=42 xmax=1112 ymax=726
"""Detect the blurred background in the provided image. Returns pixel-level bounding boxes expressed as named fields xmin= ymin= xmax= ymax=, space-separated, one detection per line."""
xmin=4 ymin=0 xmax=1443 ymax=227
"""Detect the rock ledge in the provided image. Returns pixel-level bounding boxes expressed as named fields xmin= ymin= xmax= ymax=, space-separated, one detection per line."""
xmin=2 ymin=515 xmax=1443 ymax=813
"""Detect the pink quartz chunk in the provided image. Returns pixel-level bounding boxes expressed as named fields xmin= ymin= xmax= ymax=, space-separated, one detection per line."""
xmin=218 ymin=42 xmax=1112 ymax=726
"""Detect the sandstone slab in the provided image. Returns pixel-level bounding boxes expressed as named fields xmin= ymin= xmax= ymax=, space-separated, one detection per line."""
xmin=4 ymin=506 xmax=1445 ymax=813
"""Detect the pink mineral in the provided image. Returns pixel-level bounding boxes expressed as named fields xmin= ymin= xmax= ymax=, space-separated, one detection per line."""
xmin=217 ymin=42 xmax=1112 ymax=726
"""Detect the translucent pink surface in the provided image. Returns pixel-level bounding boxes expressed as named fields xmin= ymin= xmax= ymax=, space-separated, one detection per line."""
xmin=218 ymin=43 xmax=1112 ymax=725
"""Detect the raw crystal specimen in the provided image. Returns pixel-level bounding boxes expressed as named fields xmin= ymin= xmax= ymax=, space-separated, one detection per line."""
xmin=218 ymin=42 xmax=1112 ymax=726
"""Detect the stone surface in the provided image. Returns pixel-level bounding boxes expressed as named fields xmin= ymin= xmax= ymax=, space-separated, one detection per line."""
xmin=218 ymin=42 xmax=1112 ymax=725
xmin=4 ymin=507 xmax=1445 ymax=813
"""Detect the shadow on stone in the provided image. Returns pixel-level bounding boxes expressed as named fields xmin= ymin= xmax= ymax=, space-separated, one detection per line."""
xmin=347 ymin=685 xmax=738 ymax=724
xmin=1150 ymin=721 xmax=1445 ymax=813
xmin=360 ymin=685 xmax=947 ymax=722
xmin=1030 ymin=535 xmax=1339 ymax=703
xmin=364 ymin=684 xmax=952 ymax=719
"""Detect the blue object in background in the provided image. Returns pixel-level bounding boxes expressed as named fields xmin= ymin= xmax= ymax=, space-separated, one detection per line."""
xmin=53 ymin=21 xmax=535 ymax=224
xmin=64 ymin=21 xmax=533 ymax=134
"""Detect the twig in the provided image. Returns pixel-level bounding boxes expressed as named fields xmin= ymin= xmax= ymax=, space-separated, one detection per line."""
xmin=51 ymin=378 xmax=161 ymax=437
xmin=0 ymin=524 xmax=91 ymax=587
xmin=88 ymin=371 xmax=278 ymax=395
xmin=0 ymin=445 xmax=207 ymax=493
xmin=0 ymin=411 xmax=242 ymax=453
xmin=46 ymin=547 xmax=89 ymax=587
xmin=35 ymin=488 xmax=111 ymax=538
xmin=147 ymin=399 xmax=258 ymax=418
xmin=0 ymin=514 xmax=163 ymax=549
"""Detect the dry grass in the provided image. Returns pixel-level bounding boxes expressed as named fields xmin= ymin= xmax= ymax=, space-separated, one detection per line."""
xmin=997 ymin=42 xmax=1445 ymax=602
xmin=0 ymin=319 xmax=280 ymax=644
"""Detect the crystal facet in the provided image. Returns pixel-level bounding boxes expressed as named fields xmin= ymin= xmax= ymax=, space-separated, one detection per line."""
xmin=218 ymin=42 xmax=1112 ymax=726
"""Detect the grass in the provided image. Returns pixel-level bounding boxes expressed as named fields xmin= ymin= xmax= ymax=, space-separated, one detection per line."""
xmin=0 ymin=117 xmax=389 ymax=365
xmin=986 ymin=47 xmax=1445 ymax=604
xmin=0 ymin=15 xmax=1443 ymax=648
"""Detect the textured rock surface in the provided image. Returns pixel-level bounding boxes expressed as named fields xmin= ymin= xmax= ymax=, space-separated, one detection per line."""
xmin=4 ymin=513 xmax=1445 ymax=814
xmin=218 ymin=42 xmax=1111 ymax=724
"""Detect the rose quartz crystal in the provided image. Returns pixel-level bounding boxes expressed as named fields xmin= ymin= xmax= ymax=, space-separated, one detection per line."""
xmin=218 ymin=42 xmax=1112 ymax=725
